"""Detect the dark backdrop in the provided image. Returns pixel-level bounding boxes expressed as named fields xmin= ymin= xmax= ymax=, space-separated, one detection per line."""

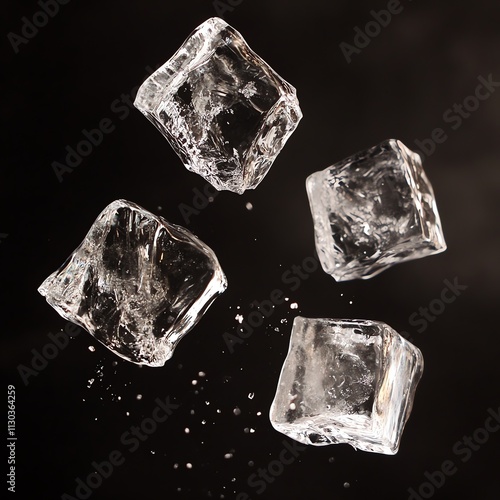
xmin=2 ymin=1 xmax=499 ymax=499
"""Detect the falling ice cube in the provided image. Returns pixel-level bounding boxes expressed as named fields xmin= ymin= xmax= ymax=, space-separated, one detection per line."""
xmin=38 ymin=200 xmax=227 ymax=367
xmin=134 ymin=17 xmax=302 ymax=194
xmin=306 ymin=139 xmax=446 ymax=281
xmin=270 ymin=317 xmax=423 ymax=455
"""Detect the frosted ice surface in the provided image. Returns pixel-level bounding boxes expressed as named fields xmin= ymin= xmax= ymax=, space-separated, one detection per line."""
xmin=270 ymin=317 xmax=423 ymax=455
xmin=306 ymin=139 xmax=446 ymax=281
xmin=134 ymin=17 xmax=302 ymax=194
xmin=38 ymin=200 xmax=227 ymax=367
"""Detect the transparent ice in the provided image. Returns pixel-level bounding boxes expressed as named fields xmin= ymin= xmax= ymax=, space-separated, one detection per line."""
xmin=306 ymin=139 xmax=446 ymax=281
xmin=38 ymin=200 xmax=227 ymax=367
xmin=134 ymin=17 xmax=302 ymax=194
xmin=270 ymin=317 xmax=423 ymax=455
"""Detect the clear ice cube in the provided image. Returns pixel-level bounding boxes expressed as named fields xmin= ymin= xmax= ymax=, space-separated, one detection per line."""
xmin=134 ymin=17 xmax=302 ymax=194
xmin=306 ymin=139 xmax=446 ymax=281
xmin=269 ymin=317 xmax=423 ymax=455
xmin=38 ymin=200 xmax=227 ymax=367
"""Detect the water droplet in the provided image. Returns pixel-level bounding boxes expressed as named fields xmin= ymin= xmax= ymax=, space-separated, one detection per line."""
xmin=233 ymin=407 xmax=241 ymax=416
xmin=88 ymin=346 xmax=95 ymax=352
xmin=246 ymin=202 xmax=253 ymax=211
xmin=248 ymin=392 xmax=254 ymax=400
xmin=136 ymin=394 xmax=142 ymax=400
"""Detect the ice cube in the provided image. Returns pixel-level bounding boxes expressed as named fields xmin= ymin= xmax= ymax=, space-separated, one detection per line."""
xmin=269 ymin=317 xmax=423 ymax=455
xmin=306 ymin=139 xmax=446 ymax=281
xmin=38 ymin=200 xmax=227 ymax=367
xmin=134 ymin=17 xmax=302 ymax=194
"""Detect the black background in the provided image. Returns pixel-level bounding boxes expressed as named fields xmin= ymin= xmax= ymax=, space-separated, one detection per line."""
xmin=2 ymin=0 xmax=500 ymax=499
